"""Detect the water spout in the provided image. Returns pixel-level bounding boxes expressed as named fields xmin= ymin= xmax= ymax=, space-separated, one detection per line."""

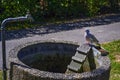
xmin=1 ymin=11 xmax=34 ymax=28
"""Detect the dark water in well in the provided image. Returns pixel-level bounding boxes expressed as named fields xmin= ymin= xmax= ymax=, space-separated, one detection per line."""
xmin=26 ymin=53 xmax=72 ymax=73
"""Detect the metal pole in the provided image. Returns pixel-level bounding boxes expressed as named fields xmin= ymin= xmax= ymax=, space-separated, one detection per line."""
xmin=1 ymin=26 xmax=7 ymax=80
xmin=1 ymin=11 xmax=34 ymax=80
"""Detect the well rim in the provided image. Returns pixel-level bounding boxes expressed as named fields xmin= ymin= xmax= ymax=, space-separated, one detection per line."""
xmin=9 ymin=40 xmax=111 ymax=80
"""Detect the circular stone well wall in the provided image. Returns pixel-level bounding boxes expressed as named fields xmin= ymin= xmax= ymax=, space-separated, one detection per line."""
xmin=8 ymin=40 xmax=111 ymax=80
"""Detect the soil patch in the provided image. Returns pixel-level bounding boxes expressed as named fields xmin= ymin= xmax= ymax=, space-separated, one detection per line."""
xmin=115 ymin=54 xmax=120 ymax=62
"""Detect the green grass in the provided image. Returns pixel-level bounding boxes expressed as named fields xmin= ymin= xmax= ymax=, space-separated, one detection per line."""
xmin=102 ymin=40 xmax=120 ymax=80
xmin=0 ymin=71 xmax=2 ymax=80
xmin=0 ymin=40 xmax=120 ymax=80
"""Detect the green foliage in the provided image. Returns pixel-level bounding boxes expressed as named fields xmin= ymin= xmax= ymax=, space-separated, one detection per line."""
xmin=102 ymin=40 xmax=120 ymax=80
xmin=0 ymin=0 xmax=119 ymax=24
xmin=0 ymin=0 xmax=39 ymax=21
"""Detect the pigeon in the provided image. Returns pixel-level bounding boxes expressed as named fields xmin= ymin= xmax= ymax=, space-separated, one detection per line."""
xmin=84 ymin=29 xmax=100 ymax=47
xmin=84 ymin=29 xmax=109 ymax=56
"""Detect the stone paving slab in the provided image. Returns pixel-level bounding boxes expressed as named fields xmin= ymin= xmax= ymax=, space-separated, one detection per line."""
xmin=72 ymin=53 xmax=86 ymax=62
xmin=0 ymin=22 xmax=120 ymax=70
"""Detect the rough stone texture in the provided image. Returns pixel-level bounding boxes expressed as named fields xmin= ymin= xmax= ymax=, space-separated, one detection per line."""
xmin=67 ymin=44 xmax=96 ymax=73
xmin=8 ymin=40 xmax=111 ymax=80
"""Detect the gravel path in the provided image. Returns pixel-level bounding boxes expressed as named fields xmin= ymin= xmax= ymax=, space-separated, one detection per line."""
xmin=0 ymin=14 xmax=120 ymax=70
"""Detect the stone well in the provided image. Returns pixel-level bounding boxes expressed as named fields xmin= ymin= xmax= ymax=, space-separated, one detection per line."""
xmin=8 ymin=40 xmax=111 ymax=80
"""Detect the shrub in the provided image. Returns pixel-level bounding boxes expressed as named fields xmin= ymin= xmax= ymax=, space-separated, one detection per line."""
xmin=0 ymin=0 xmax=119 ymax=23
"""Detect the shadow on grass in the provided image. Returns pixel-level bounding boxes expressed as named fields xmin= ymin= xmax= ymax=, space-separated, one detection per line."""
xmin=0 ymin=14 xmax=120 ymax=41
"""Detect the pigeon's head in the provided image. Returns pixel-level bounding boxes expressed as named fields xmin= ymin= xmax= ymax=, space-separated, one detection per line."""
xmin=85 ymin=29 xmax=90 ymax=33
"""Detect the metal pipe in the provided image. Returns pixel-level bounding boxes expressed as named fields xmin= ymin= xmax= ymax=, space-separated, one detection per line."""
xmin=1 ymin=12 xmax=34 ymax=80
xmin=1 ymin=12 xmax=34 ymax=28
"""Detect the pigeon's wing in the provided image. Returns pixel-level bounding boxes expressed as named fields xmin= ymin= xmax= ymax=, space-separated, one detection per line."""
xmin=85 ymin=32 xmax=99 ymax=44
xmin=90 ymin=34 xmax=99 ymax=43
xmin=89 ymin=34 xmax=101 ymax=46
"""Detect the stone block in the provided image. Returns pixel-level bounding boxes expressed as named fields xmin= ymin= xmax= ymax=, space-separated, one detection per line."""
xmin=72 ymin=52 xmax=86 ymax=63
xmin=77 ymin=44 xmax=91 ymax=54
xmin=67 ymin=60 xmax=82 ymax=72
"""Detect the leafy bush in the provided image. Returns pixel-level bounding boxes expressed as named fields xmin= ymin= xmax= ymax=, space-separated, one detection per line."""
xmin=0 ymin=0 xmax=119 ymax=23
